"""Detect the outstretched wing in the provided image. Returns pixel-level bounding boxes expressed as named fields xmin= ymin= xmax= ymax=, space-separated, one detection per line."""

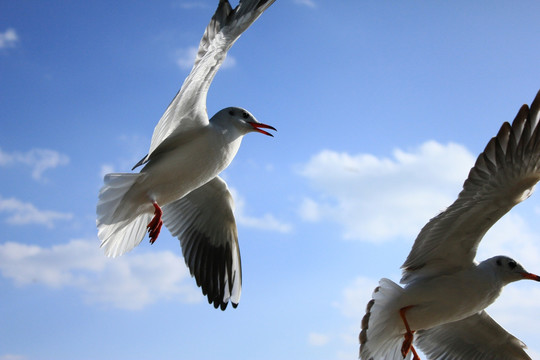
xmin=401 ymin=90 xmax=540 ymax=284
xmin=415 ymin=311 xmax=531 ymax=360
xmin=162 ymin=176 xmax=241 ymax=310
xmin=140 ymin=0 xmax=276 ymax=167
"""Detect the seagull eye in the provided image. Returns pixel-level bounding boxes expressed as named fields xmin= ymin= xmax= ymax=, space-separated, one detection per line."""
xmin=228 ymin=110 xmax=234 ymax=116
xmin=508 ymin=260 xmax=517 ymax=269
xmin=242 ymin=112 xmax=249 ymax=119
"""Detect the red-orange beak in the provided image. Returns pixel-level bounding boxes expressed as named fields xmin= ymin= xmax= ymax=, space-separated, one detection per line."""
xmin=249 ymin=122 xmax=276 ymax=137
xmin=521 ymin=272 xmax=540 ymax=281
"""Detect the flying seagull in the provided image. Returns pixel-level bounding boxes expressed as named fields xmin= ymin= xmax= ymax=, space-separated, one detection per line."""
xmin=359 ymin=89 xmax=540 ymax=360
xmin=97 ymin=0 xmax=276 ymax=310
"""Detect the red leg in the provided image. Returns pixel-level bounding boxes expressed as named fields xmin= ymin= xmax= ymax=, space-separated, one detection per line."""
xmin=410 ymin=344 xmax=421 ymax=360
xmin=147 ymin=202 xmax=163 ymax=244
xmin=399 ymin=306 xmax=420 ymax=360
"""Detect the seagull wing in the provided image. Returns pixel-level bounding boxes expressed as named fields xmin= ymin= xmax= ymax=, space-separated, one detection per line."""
xmin=401 ymin=90 xmax=540 ymax=284
xmin=161 ymin=176 xmax=241 ymax=310
xmin=415 ymin=311 xmax=532 ymax=360
xmin=135 ymin=0 xmax=276 ymax=169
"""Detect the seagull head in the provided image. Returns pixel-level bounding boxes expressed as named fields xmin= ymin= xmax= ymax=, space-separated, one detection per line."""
xmin=487 ymin=255 xmax=540 ymax=284
xmin=215 ymin=107 xmax=276 ymax=137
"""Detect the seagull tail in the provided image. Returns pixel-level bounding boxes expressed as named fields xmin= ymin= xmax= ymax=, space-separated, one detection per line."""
xmin=359 ymin=278 xmax=411 ymax=360
xmin=97 ymin=173 xmax=152 ymax=257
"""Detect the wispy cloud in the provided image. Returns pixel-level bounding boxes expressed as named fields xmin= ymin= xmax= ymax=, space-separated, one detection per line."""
xmin=334 ymin=276 xmax=378 ymax=321
xmin=0 ymin=28 xmax=19 ymax=49
xmin=294 ymin=0 xmax=317 ymax=8
xmin=0 ymin=239 xmax=201 ymax=310
xmin=308 ymin=332 xmax=331 ymax=346
xmin=320 ymin=275 xmax=380 ymax=359
xmin=0 ymin=355 xmax=27 ymax=360
xmin=231 ymin=187 xmax=292 ymax=233
xmin=0 ymin=196 xmax=73 ymax=228
xmin=0 ymin=147 xmax=69 ymax=180
xmin=100 ymin=164 xmax=115 ymax=178
xmin=172 ymin=1 xmax=209 ymax=10
xmin=297 ymin=141 xmax=475 ymax=242
xmin=176 ymin=46 xmax=237 ymax=71
xmin=176 ymin=46 xmax=198 ymax=70
xmin=236 ymin=211 xmax=292 ymax=233
xmin=477 ymin=213 xmax=540 ymax=266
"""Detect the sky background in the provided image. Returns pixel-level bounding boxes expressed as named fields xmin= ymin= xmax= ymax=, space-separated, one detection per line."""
xmin=1 ymin=1 xmax=540 ymax=359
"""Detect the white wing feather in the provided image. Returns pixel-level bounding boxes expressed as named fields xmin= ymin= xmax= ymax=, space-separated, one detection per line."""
xmin=162 ymin=176 xmax=241 ymax=310
xmin=401 ymin=90 xmax=540 ymax=284
xmin=138 ymin=0 xmax=276 ymax=168
xmin=415 ymin=311 xmax=531 ymax=360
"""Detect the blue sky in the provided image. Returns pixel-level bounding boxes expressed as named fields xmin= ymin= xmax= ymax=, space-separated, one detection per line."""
xmin=1 ymin=1 xmax=540 ymax=359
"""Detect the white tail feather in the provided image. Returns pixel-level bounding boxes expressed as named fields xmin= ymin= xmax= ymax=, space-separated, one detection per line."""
xmin=360 ymin=278 xmax=411 ymax=360
xmin=97 ymin=173 xmax=151 ymax=257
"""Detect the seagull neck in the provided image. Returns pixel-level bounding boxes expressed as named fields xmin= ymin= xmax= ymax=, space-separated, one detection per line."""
xmin=476 ymin=261 xmax=505 ymax=288
xmin=209 ymin=119 xmax=244 ymax=143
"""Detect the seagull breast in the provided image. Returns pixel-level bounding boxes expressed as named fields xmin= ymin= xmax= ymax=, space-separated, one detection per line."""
xmin=138 ymin=123 xmax=244 ymax=207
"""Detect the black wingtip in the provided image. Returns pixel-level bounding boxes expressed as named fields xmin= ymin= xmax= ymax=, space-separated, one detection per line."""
xmin=208 ymin=299 xmax=237 ymax=311
xmin=132 ymin=154 xmax=148 ymax=170
xmin=530 ymin=89 xmax=540 ymax=119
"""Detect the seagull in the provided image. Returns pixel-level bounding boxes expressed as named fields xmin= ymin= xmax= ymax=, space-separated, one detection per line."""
xmin=359 ymin=89 xmax=540 ymax=360
xmin=96 ymin=0 xmax=276 ymax=310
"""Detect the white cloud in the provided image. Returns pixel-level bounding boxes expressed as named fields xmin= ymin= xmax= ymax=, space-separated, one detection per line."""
xmin=477 ymin=213 xmax=540 ymax=266
xmin=0 ymin=239 xmax=201 ymax=310
xmin=294 ymin=0 xmax=317 ymax=8
xmin=0 ymin=355 xmax=26 ymax=360
xmin=176 ymin=46 xmax=199 ymax=70
xmin=308 ymin=332 xmax=330 ymax=346
xmin=0 ymin=196 xmax=73 ymax=228
xmin=100 ymin=164 xmax=115 ymax=178
xmin=0 ymin=28 xmax=18 ymax=49
xmin=176 ymin=46 xmax=237 ymax=71
xmin=334 ymin=276 xmax=379 ymax=321
xmin=304 ymin=277 xmax=383 ymax=357
xmin=0 ymin=147 xmax=69 ymax=180
xmin=173 ymin=1 xmax=209 ymax=10
xmin=237 ymin=211 xmax=292 ymax=233
xmin=298 ymin=141 xmax=475 ymax=242
xmin=324 ymin=276 xmax=380 ymax=359
xmin=489 ymin=285 xmax=540 ymax=332
xmin=298 ymin=197 xmax=321 ymax=222
xmin=222 ymin=54 xmax=237 ymax=69
xmin=230 ymin=187 xmax=292 ymax=233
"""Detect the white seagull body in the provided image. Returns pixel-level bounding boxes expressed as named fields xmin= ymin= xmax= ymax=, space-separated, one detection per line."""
xmin=360 ymin=90 xmax=540 ymax=360
xmin=97 ymin=0 xmax=276 ymax=310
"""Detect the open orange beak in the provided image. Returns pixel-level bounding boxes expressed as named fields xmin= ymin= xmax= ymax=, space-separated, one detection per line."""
xmin=250 ymin=122 xmax=276 ymax=137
